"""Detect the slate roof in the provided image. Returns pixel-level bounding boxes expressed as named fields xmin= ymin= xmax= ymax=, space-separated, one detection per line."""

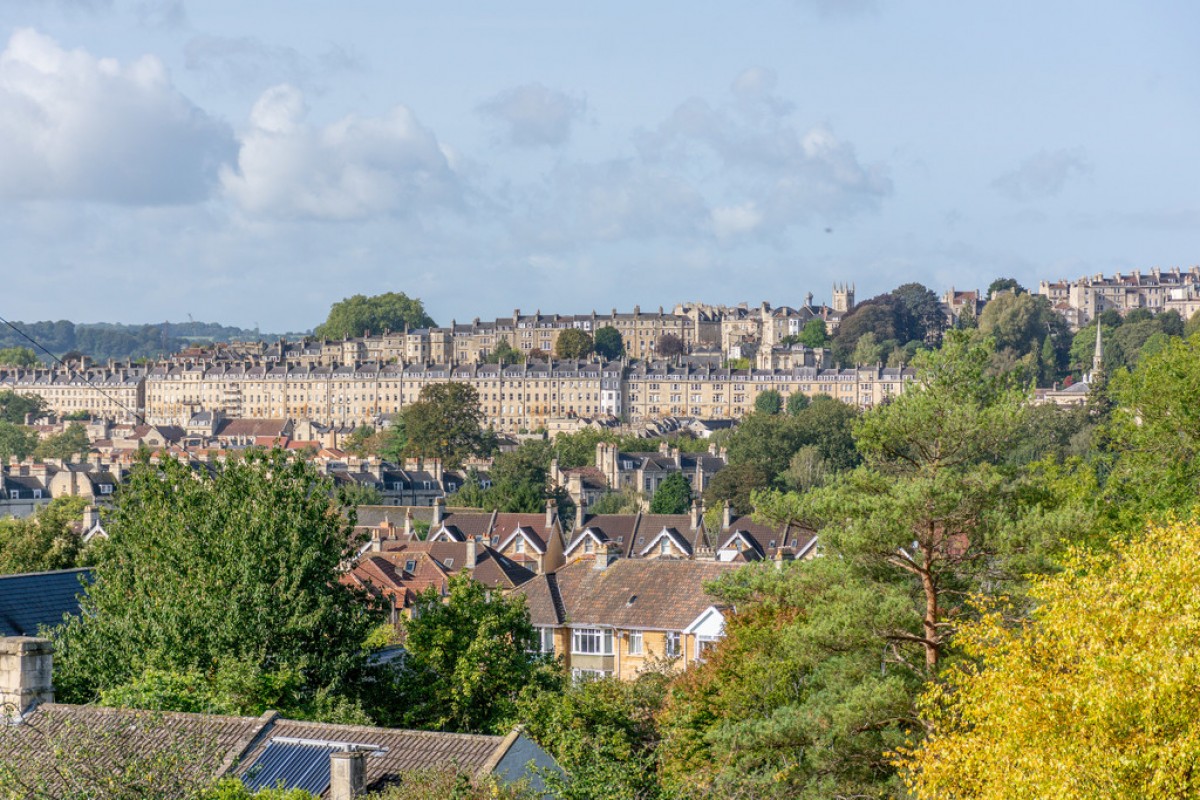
xmin=517 ymin=558 xmax=736 ymax=631
xmin=0 ymin=568 xmax=94 ymax=637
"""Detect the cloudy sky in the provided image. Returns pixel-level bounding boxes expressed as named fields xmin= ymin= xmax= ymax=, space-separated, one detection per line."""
xmin=0 ymin=1 xmax=1196 ymax=331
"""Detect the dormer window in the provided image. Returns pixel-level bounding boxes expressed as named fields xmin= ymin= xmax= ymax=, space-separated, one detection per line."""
xmin=515 ymin=538 xmax=525 ymax=553
xmin=584 ymin=538 xmax=594 ymax=553
xmin=99 ymin=484 xmax=113 ymax=495
xmin=660 ymin=538 xmax=669 ymax=555
xmin=404 ymin=559 xmax=416 ymax=572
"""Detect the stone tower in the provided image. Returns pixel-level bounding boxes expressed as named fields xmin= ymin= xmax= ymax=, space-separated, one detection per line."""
xmin=832 ymin=283 xmax=856 ymax=313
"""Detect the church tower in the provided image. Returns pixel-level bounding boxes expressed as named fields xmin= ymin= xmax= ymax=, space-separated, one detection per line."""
xmin=832 ymin=282 xmax=856 ymax=313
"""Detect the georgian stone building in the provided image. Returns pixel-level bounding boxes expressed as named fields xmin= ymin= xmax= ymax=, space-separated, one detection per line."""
xmin=0 ymin=366 xmax=146 ymax=422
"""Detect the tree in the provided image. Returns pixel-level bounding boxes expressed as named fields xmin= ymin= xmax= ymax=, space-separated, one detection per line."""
xmin=0 ymin=421 xmax=39 ymax=463
xmin=851 ymin=331 xmax=885 ymax=365
xmin=314 ymin=292 xmax=435 ymax=339
xmin=0 ymin=390 xmax=46 ymax=424
xmin=397 ymin=573 xmax=555 ymax=733
xmin=975 ymin=292 xmax=1069 ymax=372
xmin=893 ymin=282 xmax=947 ymax=346
xmin=0 ymin=346 xmax=37 ymax=367
xmin=899 ymin=520 xmax=1200 ymax=800
xmin=555 ymin=329 xmax=594 ymax=360
xmin=655 ymin=334 xmax=685 ymax=359
xmin=797 ymin=318 xmax=828 ymax=348
xmin=52 ymin=451 xmax=383 ymax=721
xmin=365 ymin=770 xmax=535 ymax=800
xmin=785 ymin=391 xmax=810 ymax=416
xmin=33 ymin=422 xmax=90 ymax=461
xmin=400 ymin=383 xmax=490 ymax=470
xmin=649 ymin=472 xmax=691 ymax=514
xmin=986 ymin=277 xmax=1025 ymax=298
xmin=702 ymin=461 xmax=770 ymax=516
xmin=753 ymin=389 xmax=782 ymax=415
xmin=593 ymin=326 xmax=625 ymax=360
xmin=0 ymin=496 xmax=89 ymax=575
xmin=485 ymin=337 xmax=524 ymax=366
xmin=342 ymin=425 xmax=380 ymax=457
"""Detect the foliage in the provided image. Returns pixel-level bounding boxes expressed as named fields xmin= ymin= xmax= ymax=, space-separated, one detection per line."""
xmin=0 ymin=496 xmax=89 ymax=575
xmin=832 ymin=289 xmax=932 ymax=364
xmin=400 ymin=383 xmax=491 ymax=469
xmin=593 ymin=326 xmax=625 ymax=360
xmin=555 ymin=329 xmax=594 ymax=360
xmin=702 ymin=461 xmax=769 ymax=516
xmin=851 ymin=330 xmax=885 ymax=365
xmin=649 ymin=472 xmax=691 ymax=514
xmin=52 ymin=450 xmax=382 ymax=722
xmin=313 ymin=292 xmax=435 ymax=339
xmin=785 ymin=391 xmax=810 ymax=416
xmin=797 ymin=318 xmax=828 ymax=348
xmin=753 ymin=389 xmax=782 ymax=415
xmin=342 ymin=425 xmax=380 ymax=456
xmin=518 ymin=670 xmax=671 ymax=800
xmin=33 ymin=422 xmax=90 ymax=460
xmin=485 ymin=337 xmax=525 ymax=365
xmin=364 ymin=770 xmax=536 ymax=800
xmin=0 ymin=420 xmax=39 ymax=462
xmin=974 ymin=292 xmax=1070 ymax=381
xmin=587 ymin=488 xmax=643 ymax=515
xmin=0 ymin=320 xmax=297 ymax=363
xmin=723 ymin=396 xmax=859 ymax=486
xmin=0 ymin=390 xmax=46 ymax=424
xmin=893 ymin=282 xmax=947 ymax=346
xmin=396 ymin=574 xmax=558 ymax=733
xmin=985 ymin=277 xmax=1025 ymax=298
xmin=335 ymin=482 xmax=384 ymax=509
xmin=0 ymin=346 xmax=38 ymax=367
xmin=899 ymin=520 xmax=1200 ymax=800
xmin=654 ymin=334 xmax=685 ymax=358
xmin=206 ymin=780 xmax=315 ymax=799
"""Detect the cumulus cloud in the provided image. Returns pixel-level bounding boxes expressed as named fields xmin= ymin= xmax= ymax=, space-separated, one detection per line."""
xmin=0 ymin=28 xmax=235 ymax=204
xmin=478 ymin=83 xmax=584 ymax=147
xmin=992 ymin=148 xmax=1091 ymax=201
xmin=220 ymin=84 xmax=463 ymax=220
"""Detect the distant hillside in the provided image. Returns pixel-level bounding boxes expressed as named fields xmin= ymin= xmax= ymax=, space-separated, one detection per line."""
xmin=0 ymin=320 xmax=308 ymax=364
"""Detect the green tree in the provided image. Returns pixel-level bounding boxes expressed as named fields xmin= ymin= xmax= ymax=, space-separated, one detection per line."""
xmin=0 ymin=421 xmax=39 ymax=463
xmin=0 ymin=346 xmax=38 ymax=367
xmin=397 ymin=573 xmax=555 ymax=733
xmin=975 ymin=292 xmax=1070 ymax=372
xmin=365 ymin=770 xmax=536 ymax=800
xmin=850 ymin=331 xmax=885 ymax=365
xmin=702 ymin=461 xmax=769 ymax=516
xmin=314 ymin=292 xmax=435 ymax=339
xmin=486 ymin=337 xmax=524 ymax=366
xmin=0 ymin=496 xmax=89 ymax=575
xmin=797 ymin=318 xmax=828 ymax=348
xmin=0 ymin=390 xmax=46 ymax=424
xmin=400 ymin=383 xmax=490 ymax=469
xmin=555 ymin=329 xmax=594 ymax=360
xmin=899 ymin=519 xmax=1200 ymax=800
xmin=986 ymin=277 xmax=1025 ymax=298
xmin=593 ymin=326 xmax=625 ymax=360
xmin=655 ymin=334 xmax=685 ymax=359
xmin=753 ymin=389 xmax=782 ymax=415
xmin=649 ymin=472 xmax=691 ymax=514
xmin=52 ymin=451 xmax=382 ymax=721
xmin=785 ymin=391 xmax=810 ymax=416
xmin=33 ymin=422 xmax=90 ymax=460
xmin=893 ymin=282 xmax=947 ymax=345
xmin=342 ymin=425 xmax=380 ymax=456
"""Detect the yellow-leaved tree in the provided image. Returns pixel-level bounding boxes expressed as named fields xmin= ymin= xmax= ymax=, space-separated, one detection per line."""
xmin=898 ymin=519 xmax=1200 ymax=799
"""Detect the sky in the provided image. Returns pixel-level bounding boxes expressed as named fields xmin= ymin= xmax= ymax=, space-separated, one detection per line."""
xmin=0 ymin=1 xmax=1196 ymax=332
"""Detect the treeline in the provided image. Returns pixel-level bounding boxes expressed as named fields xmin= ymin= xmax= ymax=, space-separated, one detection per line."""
xmin=0 ymin=320 xmax=302 ymax=363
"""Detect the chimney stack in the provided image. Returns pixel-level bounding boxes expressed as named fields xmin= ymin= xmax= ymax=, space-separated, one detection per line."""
xmin=432 ymin=497 xmax=445 ymax=527
xmin=0 ymin=637 xmax=54 ymax=716
xmin=329 ymin=750 xmax=365 ymax=800
xmin=465 ymin=537 xmax=477 ymax=570
xmin=545 ymin=499 xmax=557 ymax=529
xmin=575 ymin=497 xmax=586 ymax=531
xmin=722 ymin=500 xmax=732 ymax=531
xmin=593 ymin=542 xmax=621 ymax=571
xmin=690 ymin=499 xmax=701 ymax=530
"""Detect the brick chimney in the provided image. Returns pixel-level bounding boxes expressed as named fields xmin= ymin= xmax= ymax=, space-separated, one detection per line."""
xmin=0 ymin=637 xmax=54 ymax=716
xmin=329 ymin=750 xmax=365 ymax=800
xmin=593 ymin=541 xmax=621 ymax=571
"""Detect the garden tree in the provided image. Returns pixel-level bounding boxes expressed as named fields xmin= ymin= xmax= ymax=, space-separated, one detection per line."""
xmin=851 ymin=331 xmax=886 ymax=365
xmin=986 ymin=277 xmax=1025 ymax=298
xmin=0 ymin=390 xmax=46 ymax=423
xmin=335 ymin=482 xmax=383 ymax=509
xmin=363 ymin=770 xmax=536 ymax=800
xmin=342 ymin=425 xmax=380 ymax=456
xmin=785 ymin=391 xmax=810 ymax=415
xmin=702 ymin=461 xmax=770 ymax=516
xmin=0 ymin=496 xmax=89 ymax=574
xmin=554 ymin=328 xmax=594 ymax=360
xmin=586 ymin=487 xmax=643 ymax=515
xmin=400 ymin=383 xmax=491 ymax=469
xmin=397 ymin=574 xmax=557 ymax=733
xmin=663 ymin=334 xmax=1087 ymax=797
xmin=753 ymin=389 xmax=782 ymax=415
xmin=486 ymin=337 xmax=524 ymax=365
xmin=517 ymin=670 xmax=672 ymax=800
xmin=649 ymin=472 xmax=691 ymax=514
xmin=831 ymin=293 xmax=922 ymax=365
xmin=1038 ymin=335 xmax=1056 ymax=385
xmin=899 ymin=520 xmax=1200 ymax=800
xmin=779 ymin=445 xmax=830 ymax=494
xmin=974 ymin=291 xmax=1070 ymax=372
xmin=655 ymin=333 xmax=685 ymax=359
xmin=0 ymin=420 xmax=39 ymax=463
xmin=52 ymin=451 xmax=383 ymax=722
xmin=33 ymin=422 xmax=90 ymax=460
xmin=593 ymin=325 xmax=625 ymax=360
xmin=0 ymin=346 xmax=37 ymax=366
xmin=893 ymin=282 xmax=947 ymax=346
xmin=797 ymin=317 xmax=828 ymax=348
xmin=313 ymin=292 xmax=435 ymax=339
xmin=723 ymin=396 xmax=859 ymax=487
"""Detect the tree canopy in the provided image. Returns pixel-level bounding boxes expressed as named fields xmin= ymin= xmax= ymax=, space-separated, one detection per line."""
xmin=655 ymin=334 xmax=685 ymax=358
xmin=313 ymin=292 xmax=435 ymax=339
xmin=593 ymin=326 xmax=625 ymax=360
xmin=649 ymin=472 xmax=691 ymax=514
xmin=0 ymin=496 xmax=90 ymax=575
xmin=0 ymin=346 xmax=38 ymax=367
xmin=0 ymin=390 xmax=46 ymax=424
xmin=399 ymin=383 xmax=491 ymax=469
xmin=555 ymin=329 xmax=594 ymax=360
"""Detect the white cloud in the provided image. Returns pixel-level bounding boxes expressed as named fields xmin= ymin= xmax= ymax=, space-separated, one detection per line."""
xmin=478 ymin=83 xmax=584 ymax=147
xmin=220 ymin=84 xmax=463 ymax=220
xmin=992 ymin=148 xmax=1091 ymax=201
xmin=711 ymin=202 xmax=764 ymax=239
xmin=0 ymin=28 xmax=234 ymax=204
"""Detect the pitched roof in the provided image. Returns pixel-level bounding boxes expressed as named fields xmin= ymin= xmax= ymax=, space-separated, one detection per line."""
xmin=0 ymin=568 xmax=93 ymax=637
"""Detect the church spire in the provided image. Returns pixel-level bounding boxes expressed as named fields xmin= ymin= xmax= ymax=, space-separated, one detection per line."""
xmin=1091 ymin=321 xmax=1104 ymax=379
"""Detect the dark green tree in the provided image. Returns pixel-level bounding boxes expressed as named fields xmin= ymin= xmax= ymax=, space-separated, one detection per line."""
xmin=785 ymin=391 xmax=810 ymax=416
xmin=0 ymin=390 xmax=46 ymax=424
xmin=485 ymin=337 xmax=524 ymax=365
xmin=0 ymin=496 xmax=89 ymax=574
xmin=797 ymin=318 xmax=828 ymax=348
xmin=649 ymin=472 xmax=691 ymax=514
xmin=753 ymin=390 xmax=782 ymax=416
xmin=397 ymin=574 xmax=556 ymax=733
xmin=400 ymin=383 xmax=490 ymax=469
xmin=0 ymin=421 xmax=39 ymax=463
xmin=893 ymin=282 xmax=947 ymax=345
xmin=593 ymin=326 xmax=625 ymax=360
xmin=555 ymin=329 xmax=594 ymax=360
xmin=655 ymin=334 xmax=685 ymax=359
xmin=314 ymin=292 xmax=435 ymax=339
xmin=0 ymin=346 xmax=38 ymax=367
xmin=33 ymin=422 xmax=90 ymax=460
xmin=986 ymin=277 xmax=1026 ymax=298
xmin=702 ymin=461 xmax=770 ymax=516
xmin=52 ymin=451 xmax=382 ymax=721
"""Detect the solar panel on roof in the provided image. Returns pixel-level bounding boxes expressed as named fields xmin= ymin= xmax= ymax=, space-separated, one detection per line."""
xmin=241 ymin=741 xmax=334 ymax=794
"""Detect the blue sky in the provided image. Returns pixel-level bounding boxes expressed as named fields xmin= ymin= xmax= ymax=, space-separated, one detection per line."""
xmin=0 ymin=1 xmax=1196 ymax=331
